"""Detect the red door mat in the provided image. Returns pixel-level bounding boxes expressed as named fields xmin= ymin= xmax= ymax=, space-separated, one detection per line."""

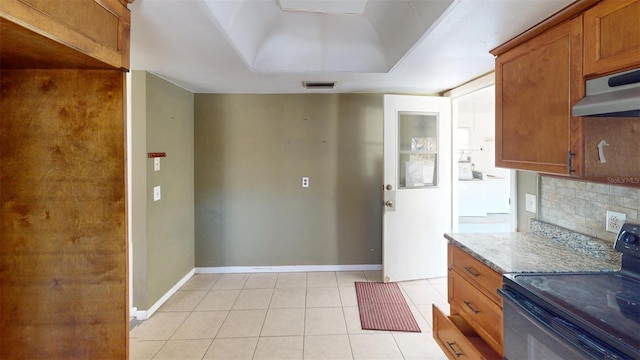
xmin=355 ymin=282 xmax=421 ymax=332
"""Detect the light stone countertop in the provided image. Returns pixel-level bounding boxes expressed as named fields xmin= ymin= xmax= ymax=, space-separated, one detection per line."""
xmin=445 ymin=221 xmax=622 ymax=274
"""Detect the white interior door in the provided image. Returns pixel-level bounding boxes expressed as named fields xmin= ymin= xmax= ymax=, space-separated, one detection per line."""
xmin=383 ymin=94 xmax=452 ymax=282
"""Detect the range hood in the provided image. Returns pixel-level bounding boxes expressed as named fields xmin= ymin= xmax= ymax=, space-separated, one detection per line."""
xmin=572 ymin=68 xmax=640 ymax=117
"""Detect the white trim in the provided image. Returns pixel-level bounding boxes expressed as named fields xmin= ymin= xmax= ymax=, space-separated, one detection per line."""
xmin=133 ymin=264 xmax=382 ymax=320
xmin=135 ymin=310 xmax=149 ymax=321
xmin=445 ymin=72 xmax=495 ymax=99
xmin=134 ymin=269 xmax=195 ymax=320
xmin=126 ymin=72 xmax=133 ymax=321
xmin=195 ymin=264 xmax=382 ymax=274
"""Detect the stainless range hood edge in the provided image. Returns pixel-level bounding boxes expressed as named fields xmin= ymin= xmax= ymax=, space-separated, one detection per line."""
xmin=572 ymin=68 xmax=640 ymax=117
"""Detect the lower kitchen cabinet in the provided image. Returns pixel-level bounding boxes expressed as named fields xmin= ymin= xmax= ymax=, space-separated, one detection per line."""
xmin=432 ymin=305 xmax=501 ymax=360
xmin=433 ymin=244 xmax=503 ymax=359
xmin=450 ymin=271 xmax=503 ymax=351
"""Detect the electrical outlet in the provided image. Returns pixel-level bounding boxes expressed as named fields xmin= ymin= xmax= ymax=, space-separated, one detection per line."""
xmin=606 ymin=210 xmax=626 ymax=233
xmin=302 ymin=176 xmax=309 ymax=188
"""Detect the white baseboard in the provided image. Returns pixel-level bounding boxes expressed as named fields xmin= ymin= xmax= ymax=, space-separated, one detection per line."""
xmin=195 ymin=264 xmax=382 ymax=274
xmin=134 ymin=269 xmax=195 ymax=320
xmin=134 ymin=264 xmax=382 ymax=320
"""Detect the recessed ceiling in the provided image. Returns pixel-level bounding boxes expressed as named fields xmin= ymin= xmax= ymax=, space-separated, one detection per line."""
xmin=129 ymin=0 xmax=574 ymax=94
xmin=204 ymin=0 xmax=453 ymax=73
xmin=278 ymin=0 xmax=369 ymax=15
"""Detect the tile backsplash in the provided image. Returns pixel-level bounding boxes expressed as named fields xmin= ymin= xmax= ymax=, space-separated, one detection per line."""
xmin=539 ymin=176 xmax=640 ymax=242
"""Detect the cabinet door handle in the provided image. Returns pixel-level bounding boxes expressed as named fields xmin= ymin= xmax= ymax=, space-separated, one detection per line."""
xmin=464 ymin=301 xmax=480 ymax=314
xmin=568 ymin=151 xmax=576 ymax=174
xmin=463 ymin=266 xmax=480 ymax=277
xmin=446 ymin=341 xmax=463 ymax=357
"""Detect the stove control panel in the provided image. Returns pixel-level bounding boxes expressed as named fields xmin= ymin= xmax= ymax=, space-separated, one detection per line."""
xmin=615 ymin=222 xmax=640 ymax=256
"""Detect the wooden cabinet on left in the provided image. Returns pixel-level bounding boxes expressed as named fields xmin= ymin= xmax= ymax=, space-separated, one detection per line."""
xmin=0 ymin=0 xmax=131 ymax=69
xmin=1 ymin=1 xmax=130 ymax=359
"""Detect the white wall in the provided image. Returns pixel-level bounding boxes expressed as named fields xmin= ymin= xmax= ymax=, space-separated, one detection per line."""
xmin=456 ymin=85 xmax=509 ymax=179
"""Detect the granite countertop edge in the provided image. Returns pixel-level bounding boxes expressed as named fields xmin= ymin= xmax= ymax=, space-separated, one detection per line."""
xmin=445 ymin=235 xmax=507 ymax=273
xmin=445 ymin=220 xmax=622 ymax=274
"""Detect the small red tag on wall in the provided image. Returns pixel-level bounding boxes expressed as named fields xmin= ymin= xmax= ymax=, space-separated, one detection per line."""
xmin=147 ymin=152 xmax=166 ymax=158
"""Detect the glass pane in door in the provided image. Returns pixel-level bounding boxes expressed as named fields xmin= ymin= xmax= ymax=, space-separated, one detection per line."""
xmin=398 ymin=112 xmax=438 ymax=188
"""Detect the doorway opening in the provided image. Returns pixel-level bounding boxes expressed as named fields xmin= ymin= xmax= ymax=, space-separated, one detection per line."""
xmin=448 ymin=75 xmax=516 ymax=233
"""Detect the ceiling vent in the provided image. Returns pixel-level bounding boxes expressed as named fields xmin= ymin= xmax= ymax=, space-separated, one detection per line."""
xmin=303 ymin=81 xmax=336 ymax=90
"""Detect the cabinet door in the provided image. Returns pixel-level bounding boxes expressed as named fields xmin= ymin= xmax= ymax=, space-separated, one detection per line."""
xmin=495 ymin=16 xmax=584 ymax=176
xmin=584 ymin=0 xmax=640 ymax=77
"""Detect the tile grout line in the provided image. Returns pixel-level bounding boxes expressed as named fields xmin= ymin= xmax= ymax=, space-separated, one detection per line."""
xmin=136 ymin=271 xmax=453 ymax=360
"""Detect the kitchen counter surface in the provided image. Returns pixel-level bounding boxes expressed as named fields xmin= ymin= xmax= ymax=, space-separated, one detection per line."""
xmin=445 ymin=221 xmax=622 ymax=274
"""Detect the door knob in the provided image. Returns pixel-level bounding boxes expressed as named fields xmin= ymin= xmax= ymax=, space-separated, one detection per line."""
xmin=385 ymin=184 xmax=393 ymax=191
xmin=385 ymin=201 xmax=394 ymax=208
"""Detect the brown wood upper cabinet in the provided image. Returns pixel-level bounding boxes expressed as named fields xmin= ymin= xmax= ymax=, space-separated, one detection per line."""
xmin=584 ymin=0 xmax=640 ymax=77
xmin=493 ymin=15 xmax=584 ymax=176
xmin=492 ymin=0 xmax=639 ymax=178
xmin=0 ymin=0 xmax=131 ymax=69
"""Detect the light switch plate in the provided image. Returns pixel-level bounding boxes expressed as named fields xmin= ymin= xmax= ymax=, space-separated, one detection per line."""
xmin=153 ymin=186 xmax=161 ymax=201
xmin=154 ymin=157 xmax=161 ymax=171
xmin=525 ymin=193 xmax=536 ymax=213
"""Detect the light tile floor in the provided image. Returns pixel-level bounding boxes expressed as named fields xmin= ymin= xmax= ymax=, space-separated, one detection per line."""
xmin=130 ymin=271 xmax=450 ymax=360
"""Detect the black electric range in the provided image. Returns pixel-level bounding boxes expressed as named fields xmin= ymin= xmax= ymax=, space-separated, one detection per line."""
xmin=500 ymin=223 xmax=640 ymax=359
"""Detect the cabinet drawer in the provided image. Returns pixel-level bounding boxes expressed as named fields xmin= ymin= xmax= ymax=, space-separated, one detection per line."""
xmin=451 ymin=270 xmax=503 ymax=355
xmin=449 ymin=245 xmax=502 ymax=305
xmin=432 ymin=305 xmax=501 ymax=360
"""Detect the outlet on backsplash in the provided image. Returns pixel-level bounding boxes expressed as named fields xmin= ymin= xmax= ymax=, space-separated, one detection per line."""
xmin=605 ymin=210 xmax=626 ymax=234
xmin=538 ymin=176 xmax=640 ymax=242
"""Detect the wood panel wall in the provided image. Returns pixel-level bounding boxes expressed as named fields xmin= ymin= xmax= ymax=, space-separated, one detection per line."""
xmin=0 ymin=69 xmax=127 ymax=359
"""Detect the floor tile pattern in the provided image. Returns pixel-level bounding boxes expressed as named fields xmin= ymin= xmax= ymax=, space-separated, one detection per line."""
xmin=130 ymin=271 xmax=449 ymax=359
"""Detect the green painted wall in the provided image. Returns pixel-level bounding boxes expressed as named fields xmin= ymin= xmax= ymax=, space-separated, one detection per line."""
xmin=516 ymin=170 xmax=539 ymax=232
xmin=131 ymin=71 xmax=195 ymax=310
xmin=194 ymin=94 xmax=383 ymax=267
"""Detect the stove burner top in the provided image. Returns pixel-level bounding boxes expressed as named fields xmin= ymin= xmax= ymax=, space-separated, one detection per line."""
xmin=529 ymin=279 xmax=595 ymax=304
xmin=512 ymin=272 xmax=640 ymax=357
xmin=505 ymin=223 xmax=640 ymax=358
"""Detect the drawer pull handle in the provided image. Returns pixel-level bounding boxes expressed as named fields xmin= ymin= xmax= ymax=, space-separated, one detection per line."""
xmin=464 ymin=301 xmax=480 ymax=314
xmin=463 ymin=266 xmax=480 ymax=277
xmin=447 ymin=341 xmax=463 ymax=357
